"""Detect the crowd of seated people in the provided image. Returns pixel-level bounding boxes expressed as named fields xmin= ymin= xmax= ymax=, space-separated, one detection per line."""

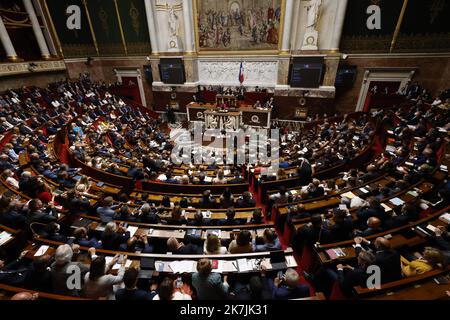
xmin=0 ymin=77 xmax=448 ymax=301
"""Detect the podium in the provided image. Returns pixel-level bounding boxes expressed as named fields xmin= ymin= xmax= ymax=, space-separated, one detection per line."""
xmin=204 ymin=110 xmax=241 ymax=131
xmin=216 ymin=95 xmax=237 ymax=107
xmin=187 ymin=103 xmax=271 ymax=128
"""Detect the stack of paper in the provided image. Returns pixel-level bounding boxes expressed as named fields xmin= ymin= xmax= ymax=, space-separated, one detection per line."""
xmin=204 ymin=176 xmax=213 ymax=183
xmin=0 ymin=231 xmax=12 ymax=246
xmin=126 ymin=226 xmax=139 ymax=237
xmin=34 ymin=245 xmax=49 ymax=257
xmin=169 ymin=260 xmax=196 ymax=274
xmin=285 ymin=255 xmax=297 ymax=267
xmin=389 ymin=197 xmax=405 ymax=206
xmin=359 ymin=187 xmax=369 ymax=194
xmin=236 ymin=258 xmax=252 ymax=272
xmin=201 ymin=211 xmax=212 ymax=219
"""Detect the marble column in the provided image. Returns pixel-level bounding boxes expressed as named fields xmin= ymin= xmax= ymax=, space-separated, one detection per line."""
xmin=330 ymin=0 xmax=348 ymax=51
xmin=23 ymin=0 xmax=50 ymax=59
xmin=0 ymin=15 xmax=18 ymax=61
xmin=32 ymin=0 xmax=58 ymax=56
xmin=280 ymin=0 xmax=294 ymax=53
xmin=182 ymin=0 xmax=194 ymax=53
xmin=144 ymin=0 xmax=159 ymax=54
xmin=323 ymin=56 xmax=340 ymax=87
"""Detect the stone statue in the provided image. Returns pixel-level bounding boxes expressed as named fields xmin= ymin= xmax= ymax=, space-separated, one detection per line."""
xmin=302 ymin=0 xmax=322 ymax=50
xmin=168 ymin=5 xmax=179 ymax=37
xmin=306 ymin=0 xmax=322 ymax=30
xmin=224 ymin=116 xmax=235 ymax=130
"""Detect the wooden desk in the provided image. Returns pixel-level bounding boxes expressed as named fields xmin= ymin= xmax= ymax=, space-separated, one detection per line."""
xmin=187 ymin=103 xmax=271 ymax=128
xmin=26 ymin=240 xmax=297 ymax=274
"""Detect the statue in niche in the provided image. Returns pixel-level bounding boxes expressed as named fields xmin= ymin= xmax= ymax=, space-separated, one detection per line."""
xmin=301 ymin=0 xmax=322 ymax=50
xmin=168 ymin=5 xmax=180 ymax=37
xmin=167 ymin=4 xmax=181 ymax=51
xmin=305 ymin=0 xmax=322 ymax=30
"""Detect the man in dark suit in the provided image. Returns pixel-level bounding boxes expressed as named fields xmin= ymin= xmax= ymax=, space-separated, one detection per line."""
xmin=356 ymin=197 xmax=388 ymax=226
xmin=115 ymin=268 xmax=156 ymax=300
xmin=261 ymin=267 xmax=310 ymax=300
xmin=292 ymin=214 xmax=331 ymax=252
xmin=217 ymin=207 xmax=243 ymax=226
xmin=336 ymin=250 xmax=376 ymax=296
xmin=354 ymin=236 xmax=402 ymax=284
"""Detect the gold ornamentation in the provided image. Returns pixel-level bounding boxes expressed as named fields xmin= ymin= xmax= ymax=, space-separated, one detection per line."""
xmin=430 ymin=0 xmax=445 ymax=24
xmin=99 ymin=6 xmax=110 ymax=38
xmin=129 ymin=2 xmax=140 ymax=36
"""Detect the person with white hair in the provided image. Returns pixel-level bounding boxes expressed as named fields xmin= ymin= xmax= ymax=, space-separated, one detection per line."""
xmin=50 ymin=244 xmax=89 ymax=296
xmin=260 ymin=267 xmax=310 ymax=300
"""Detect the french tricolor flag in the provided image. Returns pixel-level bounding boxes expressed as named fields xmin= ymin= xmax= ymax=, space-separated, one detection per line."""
xmin=238 ymin=62 xmax=244 ymax=84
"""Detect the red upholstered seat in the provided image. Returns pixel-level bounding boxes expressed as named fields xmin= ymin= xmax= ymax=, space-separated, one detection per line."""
xmin=329 ymin=280 xmax=345 ymax=300
xmin=299 ymin=245 xmax=315 ymax=273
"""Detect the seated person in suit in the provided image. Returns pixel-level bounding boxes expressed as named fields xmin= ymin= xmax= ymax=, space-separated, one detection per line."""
xmin=325 ymin=209 xmax=353 ymax=242
xmin=188 ymin=210 xmax=211 ymax=226
xmin=167 ymin=236 xmax=203 ymax=255
xmin=307 ymin=179 xmax=325 ymax=198
xmin=228 ymin=170 xmax=244 ymax=184
xmin=433 ymin=225 xmax=450 ymax=263
xmin=115 ymin=268 xmax=156 ymax=300
xmin=356 ymin=197 xmax=388 ymax=226
xmin=25 ymin=198 xmax=58 ymax=224
xmin=165 ymin=206 xmax=187 ymax=225
xmin=386 ymin=203 xmax=420 ymax=228
xmin=218 ymin=207 xmax=242 ymax=226
xmin=287 ymin=204 xmax=311 ymax=224
xmin=23 ymin=254 xmax=52 ymax=292
xmin=220 ymin=188 xmax=235 ymax=209
xmin=101 ymin=221 xmax=130 ymax=251
xmin=199 ymin=190 xmax=216 ymax=208
xmin=236 ymin=192 xmax=256 ymax=208
xmin=124 ymin=234 xmax=154 ymax=253
xmin=228 ymin=230 xmax=253 ymax=254
xmin=260 ymin=267 xmax=310 ymax=300
xmin=138 ymin=204 xmax=159 ymax=224
xmin=97 ymin=196 xmax=119 ymax=224
xmin=253 ymin=229 xmax=281 ymax=252
xmin=0 ymin=194 xmax=26 ymax=230
xmin=401 ymin=247 xmax=445 ymax=277
xmin=354 ymin=237 xmax=402 ymax=283
xmin=115 ymin=205 xmax=137 ymax=222
xmin=248 ymin=208 xmax=263 ymax=225
xmin=305 ymin=250 xmax=376 ymax=298
xmin=73 ymin=227 xmax=101 ymax=248
xmin=354 ymin=217 xmax=383 ymax=237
